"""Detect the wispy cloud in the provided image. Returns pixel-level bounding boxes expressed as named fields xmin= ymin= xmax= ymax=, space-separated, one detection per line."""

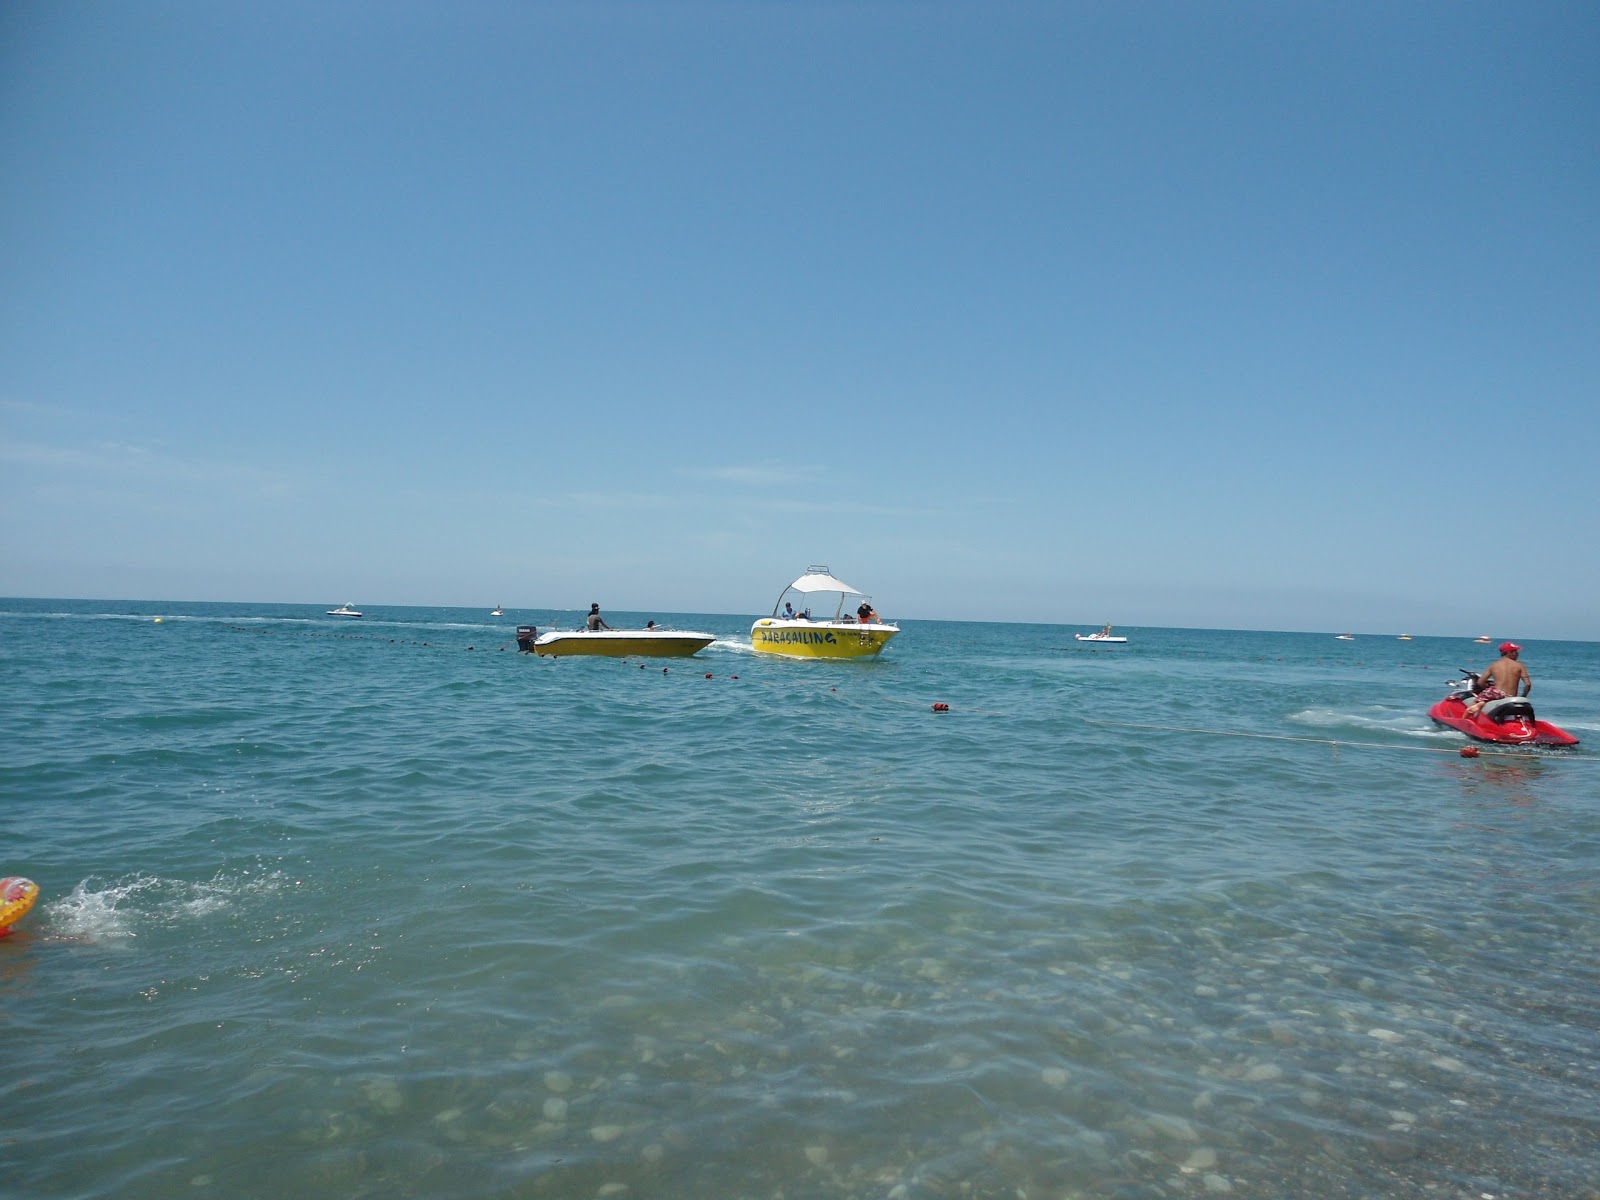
xmin=681 ymin=462 xmax=830 ymax=488
xmin=0 ymin=437 xmax=299 ymax=497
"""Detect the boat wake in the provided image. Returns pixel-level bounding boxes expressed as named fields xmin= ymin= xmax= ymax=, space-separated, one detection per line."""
xmin=1288 ymin=706 xmax=1453 ymax=740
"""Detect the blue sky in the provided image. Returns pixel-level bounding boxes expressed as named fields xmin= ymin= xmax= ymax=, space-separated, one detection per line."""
xmin=3 ymin=2 xmax=1596 ymax=636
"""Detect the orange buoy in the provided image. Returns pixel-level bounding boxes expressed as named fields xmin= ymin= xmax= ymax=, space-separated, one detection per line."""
xmin=1459 ymin=746 xmax=1480 ymax=758
xmin=932 ymin=703 xmax=950 ymax=712
xmin=0 ymin=877 xmax=39 ymax=938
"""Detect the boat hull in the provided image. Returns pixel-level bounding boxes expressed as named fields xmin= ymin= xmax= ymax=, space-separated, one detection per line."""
xmin=1075 ymin=634 xmax=1127 ymax=643
xmin=1428 ymin=697 xmax=1578 ymax=747
xmin=530 ymin=630 xmax=715 ymax=658
xmin=751 ymin=619 xmax=898 ymax=659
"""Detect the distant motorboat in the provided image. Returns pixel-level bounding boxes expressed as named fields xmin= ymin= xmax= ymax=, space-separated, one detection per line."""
xmin=490 ymin=605 xmax=504 ymax=616
xmin=1474 ymin=635 xmax=1492 ymax=643
xmin=1075 ymin=624 xmax=1128 ymax=644
xmin=1335 ymin=633 xmax=1355 ymax=640
xmin=327 ymin=603 xmax=363 ymax=618
xmin=1398 ymin=635 xmax=1413 ymax=641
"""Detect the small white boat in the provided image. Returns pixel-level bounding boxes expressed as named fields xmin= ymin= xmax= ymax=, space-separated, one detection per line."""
xmin=490 ymin=605 xmax=504 ymax=617
xmin=1335 ymin=633 xmax=1355 ymax=640
xmin=327 ymin=603 xmax=363 ymax=618
xmin=751 ymin=566 xmax=899 ymax=659
xmin=515 ymin=625 xmax=714 ymax=658
xmin=1075 ymin=625 xmax=1127 ymax=644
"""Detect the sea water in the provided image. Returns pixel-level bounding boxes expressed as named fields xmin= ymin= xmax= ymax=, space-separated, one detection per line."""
xmin=2 ymin=600 xmax=1597 ymax=1200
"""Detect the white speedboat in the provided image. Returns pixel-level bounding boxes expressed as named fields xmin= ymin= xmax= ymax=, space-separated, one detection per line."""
xmin=515 ymin=624 xmax=714 ymax=658
xmin=751 ymin=566 xmax=899 ymax=659
xmin=1075 ymin=625 xmax=1127 ymax=643
xmin=1335 ymin=633 xmax=1355 ymax=640
xmin=490 ymin=605 xmax=504 ymax=616
xmin=327 ymin=603 xmax=363 ymax=618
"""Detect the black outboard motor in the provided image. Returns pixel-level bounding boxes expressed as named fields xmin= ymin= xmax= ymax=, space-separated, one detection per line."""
xmin=515 ymin=625 xmax=538 ymax=653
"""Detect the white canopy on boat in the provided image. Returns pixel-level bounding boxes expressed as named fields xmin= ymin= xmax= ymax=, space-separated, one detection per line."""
xmin=786 ymin=567 xmax=862 ymax=596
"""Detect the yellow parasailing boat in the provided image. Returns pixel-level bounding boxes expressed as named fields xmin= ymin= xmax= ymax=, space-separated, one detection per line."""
xmin=751 ymin=566 xmax=899 ymax=659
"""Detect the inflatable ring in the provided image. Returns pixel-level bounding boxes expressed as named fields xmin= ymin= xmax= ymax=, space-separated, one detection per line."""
xmin=0 ymin=877 xmax=40 ymax=937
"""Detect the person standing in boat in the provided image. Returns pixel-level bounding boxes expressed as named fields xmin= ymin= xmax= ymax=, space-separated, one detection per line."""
xmin=586 ymin=603 xmax=612 ymax=631
xmin=1464 ymin=642 xmax=1531 ymax=717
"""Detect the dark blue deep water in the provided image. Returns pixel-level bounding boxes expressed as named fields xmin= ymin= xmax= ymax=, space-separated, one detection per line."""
xmin=3 ymin=600 xmax=1597 ymax=1199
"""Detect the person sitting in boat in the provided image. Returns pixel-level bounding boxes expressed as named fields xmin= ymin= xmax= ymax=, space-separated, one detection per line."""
xmin=1464 ymin=642 xmax=1531 ymax=718
xmin=857 ymin=602 xmax=878 ymax=624
xmin=783 ymin=603 xmax=797 ymax=620
xmin=586 ymin=603 xmax=612 ymax=631
xmin=645 ymin=620 xmax=657 ymax=630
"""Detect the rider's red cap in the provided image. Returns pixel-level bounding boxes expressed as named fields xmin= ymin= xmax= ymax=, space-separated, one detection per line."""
xmin=1499 ymin=641 xmax=1521 ymax=654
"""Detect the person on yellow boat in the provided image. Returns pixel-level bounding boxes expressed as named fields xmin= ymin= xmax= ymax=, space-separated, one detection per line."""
xmin=586 ymin=604 xmax=612 ymax=631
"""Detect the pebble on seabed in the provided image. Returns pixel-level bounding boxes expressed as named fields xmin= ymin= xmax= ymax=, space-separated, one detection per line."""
xmin=1180 ymin=1147 xmax=1218 ymax=1174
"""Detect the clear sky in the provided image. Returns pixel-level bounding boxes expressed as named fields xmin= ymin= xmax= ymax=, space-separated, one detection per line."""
xmin=3 ymin=2 xmax=1596 ymax=637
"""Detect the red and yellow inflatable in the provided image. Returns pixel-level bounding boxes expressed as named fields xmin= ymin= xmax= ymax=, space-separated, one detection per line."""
xmin=0 ymin=877 xmax=39 ymax=937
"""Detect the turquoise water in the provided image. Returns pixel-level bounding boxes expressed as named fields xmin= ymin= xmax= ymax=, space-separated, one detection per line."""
xmin=3 ymin=599 xmax=1597 ymax=1199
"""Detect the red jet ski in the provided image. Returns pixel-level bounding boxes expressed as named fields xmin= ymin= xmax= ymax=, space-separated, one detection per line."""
xmin=1429 ymin=669 xmax=1579 ymax=747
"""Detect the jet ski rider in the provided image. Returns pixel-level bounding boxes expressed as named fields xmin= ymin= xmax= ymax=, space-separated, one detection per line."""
xmin=1463 ymin=642 xmax=1531 ymax=718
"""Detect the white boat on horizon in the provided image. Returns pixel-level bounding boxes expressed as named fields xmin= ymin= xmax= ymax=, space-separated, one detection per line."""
xmin=327 ymin=603 xmax=363 ymax=618
xmin=1075 ymin=624 xmax=1127 ymax=644
xmin=751 ymin=566 xmax=899 ymax=659
xmin=491 ymin=605 xmax=504 ymax=616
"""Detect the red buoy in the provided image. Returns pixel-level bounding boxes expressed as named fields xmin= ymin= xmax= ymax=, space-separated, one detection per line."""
xmin=932 ymin=703 xmax=950 ymax=712
xmin=1459 ymin=746 xmax=1480 ymax=758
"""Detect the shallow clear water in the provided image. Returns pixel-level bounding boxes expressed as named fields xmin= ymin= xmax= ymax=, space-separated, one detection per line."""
xmin=3 ymin=600 xmax=1597 ymax=1199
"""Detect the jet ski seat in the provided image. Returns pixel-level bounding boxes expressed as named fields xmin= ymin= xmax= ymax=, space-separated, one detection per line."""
xmin=1481 ymin=696 xmax=1534 ymax=722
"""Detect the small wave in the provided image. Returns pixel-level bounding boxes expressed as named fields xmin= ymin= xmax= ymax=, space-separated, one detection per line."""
xmin=41 ymin=870 xmax=291 ymax=943
xmin=710 ymin=638 xmax=757 ymax=655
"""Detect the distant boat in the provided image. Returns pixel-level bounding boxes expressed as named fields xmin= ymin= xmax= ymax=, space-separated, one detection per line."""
xmin=1075 ymin=624 xmax=1128 ymax=644
xmin=490 ymin=605 xmax=504 ymax=616
xmin=327 ymin=603 xmax=363 ymax=618
xmin=1398 ymin=635 xmax=1413 ymax=641
xmin=1335 ymin=633 xmax=1355 ymax=640
xmin=1474 ymin=635 xmax=1492 ymax=643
